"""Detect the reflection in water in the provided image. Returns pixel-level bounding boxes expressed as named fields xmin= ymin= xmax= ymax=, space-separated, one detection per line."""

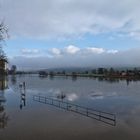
xmin=33 ymin=95 xmax=116 ymax=126
xmin=49 ymin=75 xmax=54 ymax=80
xmin=0 ymin=77 xmax=9 ymax=129
xmin=11 ymin=75 xmax=17 ymax=85
xmin=89 ymin=91 xmax=117 ymax=100
xmin=72 ymin=76 xmax=77 ymax=81
xmin=2 ymin=75 xmax=140 ymax=139
xmin=0 ymin=113 xmax=8 ymax=129
xmin=19 ymin=82 xmax=26 ymax=110
xmin=67 ymin=93 xmax=78 ymax=101
xmin=0 ymin=77 xmax=8 ymax=90
xmin=39 ymin=88 xmax=79 ymax=102
xmin=56 ymin=92 xmax=66 ymax=100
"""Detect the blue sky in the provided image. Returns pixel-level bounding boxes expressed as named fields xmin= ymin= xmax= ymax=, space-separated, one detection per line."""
xmin=1 ymin=0 xmax=140 ymax=69
xmin=5 ymin=33 xmax=140 ymax=58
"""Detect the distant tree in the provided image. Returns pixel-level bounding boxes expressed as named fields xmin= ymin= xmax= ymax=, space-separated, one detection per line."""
xmin=10 ymin=65 xmax=17 ymax=74
xmin=133 ymin=68 xmax=138 ymax=75
xmin=49 ymin=71 xmax=55 ymax=76
xmin=0 ymin=46 xmax=7 ymax=61
xmin=91 ymin=69 xmax=97 ymax=74
xmin=104 ymin=68 xmax=108 ymax=75
xmin=84 ymin=71 xmax=89 ymax=74
xmin=109 ymin=67 xmax=115 ymax=75
xmin=39 ymin=71 xmax=48 ymax=77
xmin=97 ymin=68 xmax=104 ymax=74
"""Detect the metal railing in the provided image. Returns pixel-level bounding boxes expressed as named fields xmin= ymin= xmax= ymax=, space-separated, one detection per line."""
xmin=33 ymin=95 xmax=116 ymax=126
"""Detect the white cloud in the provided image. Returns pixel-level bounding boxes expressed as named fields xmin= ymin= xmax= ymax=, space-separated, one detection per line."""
xmin=47 ymin=46 xmax=119 ymax=57
xmin=65 ymin=45 xmax=80 ymax=54
xmin=1 ymin=0 xmax=140 ymax=39
xmin=10 ymin=46 xmax=140 ymax=70
xmin=51 ymin=48 xmax=61 ymax=56
xmin=21 ymin=48 xmax=39 ymax=55
xmin=86 ymin=47 xmax=105 ymax=54
xmin=107 ymin=49 xmax=118 ymax=54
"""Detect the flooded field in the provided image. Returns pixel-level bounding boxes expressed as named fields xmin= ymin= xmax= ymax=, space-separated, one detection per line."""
xmin=0 ymin=75 xmax=140 ymax=140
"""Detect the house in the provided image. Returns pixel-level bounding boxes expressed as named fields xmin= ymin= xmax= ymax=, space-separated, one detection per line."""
xmin=0 ymin=59 xmax=8 ymax=75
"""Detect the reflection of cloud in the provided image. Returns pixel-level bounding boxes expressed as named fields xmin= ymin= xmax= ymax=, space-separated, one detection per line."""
xmin=36 ymin=89 xmax=79 ymax=101
xmin=49 ymin=89 xmax=62 ymax=95
xmin=67 ymin=93 xmax=78 ymax=101
xmin=89 ymin=91 xmax=117 ymax=100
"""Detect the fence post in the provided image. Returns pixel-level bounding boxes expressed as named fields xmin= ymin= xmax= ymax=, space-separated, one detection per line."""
xmin=39 ymin=96 xmax=40 ymax=102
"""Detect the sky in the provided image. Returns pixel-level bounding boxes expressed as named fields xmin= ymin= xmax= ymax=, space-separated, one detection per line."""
xmin=1 ymin=0 xmax=140 ymax=70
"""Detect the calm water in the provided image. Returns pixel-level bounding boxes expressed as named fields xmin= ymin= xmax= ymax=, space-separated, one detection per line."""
xmin=0 ymin=75 xmax=140 ymax=140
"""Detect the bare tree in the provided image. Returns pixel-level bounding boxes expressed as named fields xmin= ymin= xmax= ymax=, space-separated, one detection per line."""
xmin=0 ymin=21 xmax=8 ymax=61
xmin=0 ymin=21 xmax=8 ymax=42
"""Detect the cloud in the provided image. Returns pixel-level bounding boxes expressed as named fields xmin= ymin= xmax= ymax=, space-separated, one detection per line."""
xmin=9 ymin=46 xmax=140 ymax=70
xmin=86 ymin=47 xmax=105 ymax=54
xmin=65 ymin=45 xmax=80 ymax=54
xmin=107 ymin=50 xmax=118 ymax=54
xmin=1 ymin=0 xmax=140 ymax=39
xmin=21 ymin=48 xmax=40 ymax=55
xmin=49 ymin=46 xmax=118 ymax=57
xmin=50 ymin=48 xmax=62 ymax=56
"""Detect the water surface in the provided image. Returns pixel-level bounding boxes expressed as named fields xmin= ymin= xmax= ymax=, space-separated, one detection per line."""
xmin=0 ymin=75 xmax=140 ymax=140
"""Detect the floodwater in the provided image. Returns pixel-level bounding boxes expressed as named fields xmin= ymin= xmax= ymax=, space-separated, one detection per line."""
xmin=0 ymin=75 xmax=140 ymax=140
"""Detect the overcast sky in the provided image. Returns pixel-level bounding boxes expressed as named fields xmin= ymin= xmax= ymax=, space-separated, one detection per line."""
xmin=1 ymin=0 xmax=140 ymax=70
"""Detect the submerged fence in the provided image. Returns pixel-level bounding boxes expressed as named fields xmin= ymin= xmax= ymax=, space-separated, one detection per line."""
xmin=33 ymin=95 xmax=116 ymax=126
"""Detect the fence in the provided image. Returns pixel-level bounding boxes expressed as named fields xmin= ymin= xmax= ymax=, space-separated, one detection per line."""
xmin=33 ymin=95 xmax=116 ymax=126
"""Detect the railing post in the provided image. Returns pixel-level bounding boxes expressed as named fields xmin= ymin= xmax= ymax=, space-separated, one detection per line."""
xmin=39 ymin=96 xmax=40 ymax=102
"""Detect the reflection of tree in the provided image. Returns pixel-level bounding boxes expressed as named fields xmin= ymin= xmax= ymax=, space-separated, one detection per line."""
xmin=49 ymin=75 xmax=54 ymax=80
xmin=11 ymin=75 xmax=17 ymax=85
xmin=0 ymin=92 xmax=8 ymax=129
xmin=0 ymin=77 xmax=8 ymax=90
xmin=0 ymin=112 xmax=8 ymax=129
xmin=72 ymin=76 xmax=77 ymax=81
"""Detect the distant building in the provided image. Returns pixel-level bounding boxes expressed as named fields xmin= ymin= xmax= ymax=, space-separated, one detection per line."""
xmin=0 ymin=59 xmax=8 ymax=75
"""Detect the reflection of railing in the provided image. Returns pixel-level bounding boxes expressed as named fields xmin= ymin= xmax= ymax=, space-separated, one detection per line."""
xmin=19 ymin=82 xmax=26 ymax=110
xmin=0 ymin=113 xmax=8 ymax=129
xmin=33 ymin=95 xmax=116 ymax=126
